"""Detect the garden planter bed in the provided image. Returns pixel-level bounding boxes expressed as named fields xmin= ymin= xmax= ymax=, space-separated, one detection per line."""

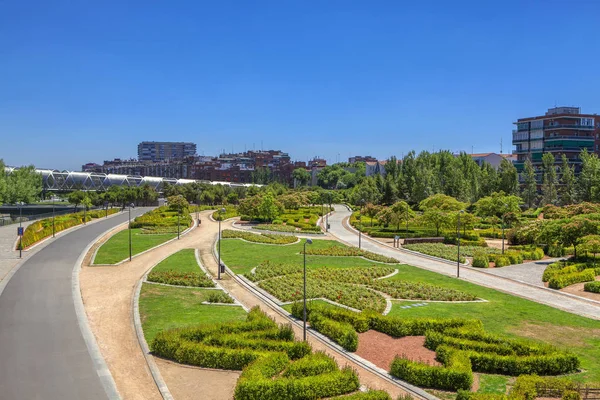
xmin=355 ymin=331 xmax=440 ymax=370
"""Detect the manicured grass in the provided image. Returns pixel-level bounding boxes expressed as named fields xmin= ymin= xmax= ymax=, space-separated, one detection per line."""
xmin=388 ymin=264 xmax=600 ymax=383
xmin=151 ymin=249 xmax=199 ymax=274
xmin=139 ymin=283 xmax=246 ymax=343
xmin=220 ymin=239 xmax=386 ymax=275
xmin=93 ymin=229 xmax=176 ymax=264
xmin=477 ymin=374 xmax=511 ymax=394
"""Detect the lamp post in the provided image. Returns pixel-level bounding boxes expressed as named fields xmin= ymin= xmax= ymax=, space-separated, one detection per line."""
xmin=217 ymin=207 xmax=225 ymax=280
xmin=501 ymin=203 xmax=508 ymax=255
xmin=52 ymin=196 xmax=56 ymax=238
xmin=129 ymin=203 xmax=134 ymax=262
xmin=104 ymin=201 xmax=108 ymax=218
xmin=358 ymin=198 xmax=365 ymax=249
xmin=303 ymin=238 xmax=313 ymax=341
xmin=457 ymin=210 xmax=464 ymax=278
xmin=18 ymin=202 xmax=24 ymax=258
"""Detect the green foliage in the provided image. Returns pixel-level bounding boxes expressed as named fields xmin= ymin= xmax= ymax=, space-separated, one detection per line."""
xmin=206 ymin=291 xmax=234 ymax=304
xmin=282 ymin=352 xmax=338 ymax=378
xmin=3 ymin=165 xmax=42 ymax=204
xmin=390 ymin=349 xmax=473 ymax=391
xmin=370 ymin=279 xmax=477 ymax=301
xmin=147 ymin=271 xmax=215 ymax=287
xmin=222 ymin=229 xmax=297 ymax=244
xmin=18 ymin=208 xmax=119 ymax=249
xmin=328 ymin=391 xmax=392 ymax=400
xmin=130 ymin=206 xmax=192 ymax=231
xmin=403 ymin=243 xmax=467 ymax=263
xmin=584 ymin=281 xmax=600 ymax=293
xmin=472 ymin=250 xmax=490 ymax=268
xmin=309 ymin=312 xmax=358 ymax=351
xmin=548 ymin=269 xmax=596 ymax=289
xmin=212 ymin=205 xmax=238 ymax=221
xmin=302 ymin=244 xmax=398 ymax=263
xmin=474 ymin=192 xmax=522 ymax=220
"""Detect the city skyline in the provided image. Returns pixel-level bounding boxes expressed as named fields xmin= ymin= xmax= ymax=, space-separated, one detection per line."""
xmin=2 ymin=1 xmax=600 ymax=170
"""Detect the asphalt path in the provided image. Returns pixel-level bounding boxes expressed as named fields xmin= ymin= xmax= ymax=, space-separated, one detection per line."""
xmin=0 ymin=207 xmax=149 ymax=400
xmin=328 ymin=205 xmax=600 ymax=320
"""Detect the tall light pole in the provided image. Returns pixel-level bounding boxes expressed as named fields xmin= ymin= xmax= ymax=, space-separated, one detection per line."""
xmin=501 ymin=203 xmax=508 ymax=255
xmin=358 ymin=198 xmax=365 ymax=249
xmin=457 ymin=210 xmax=464 ymax=278
xmin=129 ymin=203 xmax=134 ymax=262
xmin=18 ymin=202 xmax=24 ymax=258
xmin=217 ymin=207 xmax=225 ymax=280
xmin=177 ymin=207 xmax=181 ymax=240
xmin=52 ymin=195 xmax=56 ymax=238
xmin=303 ymin=238 xmax=313 ymax=341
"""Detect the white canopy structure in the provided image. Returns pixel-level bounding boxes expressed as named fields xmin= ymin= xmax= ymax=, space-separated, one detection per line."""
xmin=4 ymin=167 xmax=260 ymax=191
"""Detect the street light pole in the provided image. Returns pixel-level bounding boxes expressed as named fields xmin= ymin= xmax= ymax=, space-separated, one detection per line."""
xmin=303 ymin=238 xmax=313 ymax=341
xmin=177 ymin=211 xmax=180 ymax=240
xmin=19 ymin=202 xmax=23 ymax=258
xmin=129 ymin=204 xmax=133 ymax=262
xmin=501 ymin=203 xmax=508 ymax=255
xmin=358 ymin=199 xmax=365 ymax=250
xmin=52 ymin=196 xmax=56 ymax=238
xmin=217 ymin=207 xmax=225 ymax=280
xmin=457 ymin=210 xmax=464 ymax=278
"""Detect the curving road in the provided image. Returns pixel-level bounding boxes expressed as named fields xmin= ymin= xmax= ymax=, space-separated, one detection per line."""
xmin=328 ymin=205 xmax=600 ymax=320
xmin=0 ymin=208 xmax=149 ymax=400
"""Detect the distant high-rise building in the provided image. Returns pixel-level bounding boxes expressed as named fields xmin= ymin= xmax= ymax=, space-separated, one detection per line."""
xmin=512 ymin=107 xmax=600 ymax=174
xmin=138 ymin=141 xmax=197 ymax=162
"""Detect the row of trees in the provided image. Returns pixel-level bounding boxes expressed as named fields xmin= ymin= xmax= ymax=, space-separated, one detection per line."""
xmin=0 ymin=161 xmax=42 ymax=204
xmin=67 ymin=185 xmax=159 ymax=209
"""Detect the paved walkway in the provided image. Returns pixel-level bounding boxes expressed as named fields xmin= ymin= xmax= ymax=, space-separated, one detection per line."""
xmin=0 ymin=208 xmax=148 ymax=400
xmin=481 ymin=258 xmax=559 ymax=287
xmin=0 ymin=221 xmax=34 ymax=282
xmin=328 ymin=205 xmax=600 ymax=320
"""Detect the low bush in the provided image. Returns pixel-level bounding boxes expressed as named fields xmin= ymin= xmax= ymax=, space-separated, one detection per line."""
xmin=390 ymin=348 xmax=473 ymax=391
xmin=509 ymin=374 xmax=578 ymax=400
xmin=548 ymin=269 xmax=596 ymax=289
xmin=291 ymin=301 xmax=371 ymax=333
xmin=207 ymin=291 xmax=234 ymax=303
xmin=221 ymin=229 xmax=297 ymax=244
xmin=329 ymin=391 xmax=392 ymax=400
xmin=403 ymin=243 xmax=466 ymax=263
xmin=254 ymin=224 xmax=323 ymax=234
xmin=472 ymin=250 xmax=489 ymax=268
xmin=456 ymin=391 xmax=507 ymax=400
xmin=494 ymin=256 xmax=510 ymax=267
xmin=212 ymin=206 xmax=238 ymax=221
xmin=309 ymin=313 xmax=358 ymax=351
xmin=130 ymin=206 xmax=192 ymax=230
xmin=369 ymin=314 xmax=482 ymax=338
xmin=282 ymin=351 xmax=338 ymax=378
xmin=584 ymin=281 xmax=600 ymax=293
xmin=147 ymin=270 xmax=215 ymax=287
xmin=369 ymin=280 xmax=477 ymax=301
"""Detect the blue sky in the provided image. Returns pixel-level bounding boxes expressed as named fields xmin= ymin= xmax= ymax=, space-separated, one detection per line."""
xmin=2 ymin=1 xmax=600 ymax=170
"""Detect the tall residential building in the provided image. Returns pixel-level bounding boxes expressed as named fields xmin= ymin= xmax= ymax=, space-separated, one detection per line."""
xmin=138 ymin=141 xmax=197 ymax=162
xmin=512 ymin=107 xmax=600 ymax=174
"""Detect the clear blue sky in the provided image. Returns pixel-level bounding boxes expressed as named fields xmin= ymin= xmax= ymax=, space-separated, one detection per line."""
xmin=2 ymin=1 xmax=600 ymax=170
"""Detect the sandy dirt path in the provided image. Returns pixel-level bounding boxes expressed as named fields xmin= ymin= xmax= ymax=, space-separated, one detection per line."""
xmin=80 ymin=211 xmax=238 ymax=400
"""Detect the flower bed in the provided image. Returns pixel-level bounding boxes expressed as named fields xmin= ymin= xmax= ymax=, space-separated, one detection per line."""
xmin=130 ymin=206 xmax=192 ymax=232
xmin=542 ymin=261 xmax=600 ymax=289
xmin=302 ymin=245 xmax=398 ymax=264
xmin=369 ymin=280 xmax=477 ymax=301
xmin=403 ymin=243 xmax=467 ymax=263
xmin=147 ymin=271 xmax=215 ymax=287
xmin=221 ymin=229 xmax=297 ymax=244
xmin=254 ymin=224 xmax=323 ymax=234
xmin=207 ymin=291 xmax=234 ymax=303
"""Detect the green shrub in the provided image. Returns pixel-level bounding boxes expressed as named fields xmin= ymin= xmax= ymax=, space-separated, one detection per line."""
xmin=302 ymin=245 xmax=398 ymax=264
xmin=462 ymin=350 xmax=579 ymax=376
xmin=456 ymin=391 xmax=507 ymax=400
xmin=309 ymin=313 xmax=358 ymax=351
xmin=222 ymin=229 xmax=297 ymax=244
xmin=147 ymin=271 xmax=215 ymax=287
xmin=509 ymin=374 xmax=578 ymax=400
xmin=291 ymin=301 xmax=371 ymax=333
xmin=390 ymin=348 xmax=473 ymax=391
xmin=472 ymin=250 xmax=489 ymax=268
xmin=506 ymin=252 xmax=524 ymax=265
xmin=548 ymin=269 xmax=596 ymax=289
xmin=329 ymin=391 xmax=392 ymax=400
xmin=494 ymin=256 xmax=510 ymax=267
xmin=282 ymin=351 xmax=338 ymax=378
xmin=562 ymin=391 xmax=581 ymax=400
xmin=369 ymin=314 xmax=482 ymax=338
xmin=584 ymin=281 xmax=600 ymax=293
xmin=207 ymin=291 xmax=234 ymax=304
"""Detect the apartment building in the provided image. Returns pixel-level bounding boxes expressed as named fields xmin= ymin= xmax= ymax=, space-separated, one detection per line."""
xmin=137 ymin=141 xmax=197 ymax=162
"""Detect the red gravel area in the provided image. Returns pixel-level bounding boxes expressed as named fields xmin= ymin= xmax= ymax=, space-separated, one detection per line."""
xmin=355 ymin=331 xmax=440 ymax=370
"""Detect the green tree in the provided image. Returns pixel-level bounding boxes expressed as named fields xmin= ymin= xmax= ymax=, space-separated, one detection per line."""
xmin=541 ymin=153 xmax=558 ymax=206
xmin=580 ymin=234 xmax=600 ymax=263
xmin=0 ymin=159 xmax=6 ymax=204
xmin=5 ymin=165 xmax=42 ymax=204
xmin=258 ymin=192 xmax=282 ymax=222
xmin=498 ymin=158 xmax=519 ymax=195
xmin=362 ymin=203 xmax=382 ymax=227
xmin=576 ymin=149 xmax=600 ymax=202
xmin=167 ymin=195 xmax=190 ymax=214
xmin=559 ymin=154 xmax=575 ymax=206
xmin=375 ymin=207 xmax=399 ymax=228
xmin=479 ymin=161 xmax=499 ymax=197
xmin=521 ymin=159 xmax=537 ymax=209
xmin=420 ymin=209 xmax=451 ymax=236
xmin=68 ymin=190 xmax=86 ymax=209
xmin=292 ymin=168 xmax=311 ymax=187
xmin=419 ymin=193 xmax=466 ymax=212
xmin=561 ymin=218 xmax=597 ymax=259
xmin=381 ymin=175 xmax=398 ymax=205
xmin=473 ymin=192 xmax=522 ymax=220
xmin=390 ymin=200 xmax=415 ymax=232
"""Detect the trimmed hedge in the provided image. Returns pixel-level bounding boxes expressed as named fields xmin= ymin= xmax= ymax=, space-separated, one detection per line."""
xmin=301 ymin=245 xmax=398 ymax=264
xmin=548 ymin=269 xmax=596 ymax=289
xmin=328 ymin=391 xmax=392 ymax=400
xmin=584 ymin=281 xmax=600 ymax=293
xmin=18 ymin=208 xmax=119 ymax=249
xmin=472 ymin=250 xmax=489 ymax=268
xmin=291 ymin=301 xmax=371 ymax=333
xmin=369 ymin=314 xmax=482 ymax=338
xmin=282 ymin=351 xmax=338 ymax=378
xmin=390 ymin=348 xmax=473 ymax=391
xmin=309 ymin=313 xmax=358 ymax=351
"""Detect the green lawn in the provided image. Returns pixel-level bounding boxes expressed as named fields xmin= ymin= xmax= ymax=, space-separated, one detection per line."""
xmin=151 ymin=249 xmax=200 ymax=274
xmin=93 ymin=229 xmax=176 ymax=264
xmin=220 ymin=239 xmax=387 ymax=275
xmin=387 ymin=265 xmax=600 ymax=383
xmin=223 ymin=239 xmax=600 ymax=384
xmin=139 ymin=283 xmax=246 ymax=343
xmin=477 ymin=374 xmax=511 ymax=394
